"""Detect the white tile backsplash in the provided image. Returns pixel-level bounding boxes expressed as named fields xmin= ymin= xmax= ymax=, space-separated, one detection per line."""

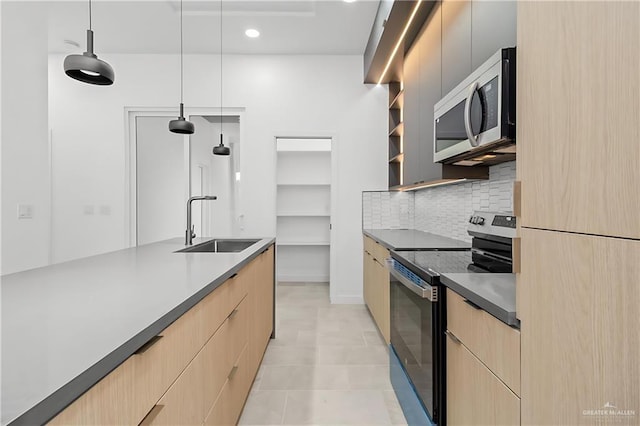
xmin=362 ymin=162 xmax=516 ymax=242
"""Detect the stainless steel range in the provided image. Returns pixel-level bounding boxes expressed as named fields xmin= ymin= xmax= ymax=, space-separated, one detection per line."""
xmin=387 ymin=211 xmax=516 ymax=425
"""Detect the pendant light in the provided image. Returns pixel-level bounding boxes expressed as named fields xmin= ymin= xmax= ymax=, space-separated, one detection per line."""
xmin=63 ymin=0 xmax=115 ymax=85
xmin=213 ymin=0 xmax=230 ymax=156
xmin=169 ymin=0 xmax=195 ymax=134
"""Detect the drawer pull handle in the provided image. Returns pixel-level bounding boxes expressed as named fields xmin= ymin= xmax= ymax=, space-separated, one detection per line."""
xmin=464 ymin=298 xmax=482 ymax=310
xmin=134 ymin=335 xmax=163 ymax=355
xmin=228 ymin=365 xmax=239 ymax=379
xmin=445 ymin=330 xmax=462 ymax=345
xmin=228 ymin=308 xmax=239 ymax=319
xmin=139 ymin=404 xmax=164 ymax=425
xmin=229 ymin=273 xmax=238 ymax=280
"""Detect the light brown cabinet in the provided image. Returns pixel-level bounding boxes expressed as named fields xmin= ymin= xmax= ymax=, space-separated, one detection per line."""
xmin=362 ymin=235 xmax=390 ymax=343
xmin=516 ymin=2 xmax=640 ymax=424
xmin=518 ymin=229 xmax=639 ymax=425
xmin=446 ymin=288 xmax=521 ymax=425
xmin=49 ymin=245 xmax=275 ymax=425
xmin=516 ymin=1 xmax=640 ymax=239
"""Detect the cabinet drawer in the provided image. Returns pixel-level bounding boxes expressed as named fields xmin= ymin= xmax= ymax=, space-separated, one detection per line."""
xmin=204 ymin=345 xmax=251 ymax=426
xmin=227 ymin=268 xmax=249 ymax=314
xmin=363 ymin=235 xmax=376 ymax=256
xmin=140 ymin=342 xmax=206 ymax=426
xmin=48 ymin=356 xmax=137 ymax=425
xmin=447 ymin=289 xmax=521 ymax=395
xmin=447 ymin=335 xmax=520 ymax=425
xmin=227 ymin=296 xmax=249 ymax=367
xmin=131 ymin=302 xmax=206 ymax=420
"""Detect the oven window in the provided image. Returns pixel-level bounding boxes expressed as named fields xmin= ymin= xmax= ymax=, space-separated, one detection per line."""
xmin=391 ymin=279 xmax=434 ymax=415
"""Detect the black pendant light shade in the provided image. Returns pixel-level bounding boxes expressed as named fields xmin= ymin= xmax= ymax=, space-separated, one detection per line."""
xmin=169 ymin=103 xmax=195 ymax=134
xmin=170 ymin=0 xmax=194 ymax=135
xmin=64 ymin=3 xmax=115 ymax=86
xmin=213 ymin=133 xmax=230 ymax=156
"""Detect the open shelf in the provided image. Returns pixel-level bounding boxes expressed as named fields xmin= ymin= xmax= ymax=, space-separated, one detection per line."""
xmin=389 ymin=122 xmax=404 ymax=137
xmin=389 ymin=90 xmax=404 ymax=110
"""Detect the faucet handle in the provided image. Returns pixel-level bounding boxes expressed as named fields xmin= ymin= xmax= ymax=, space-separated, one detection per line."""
xmin=190 ymin=225 xmax=196 ymax=239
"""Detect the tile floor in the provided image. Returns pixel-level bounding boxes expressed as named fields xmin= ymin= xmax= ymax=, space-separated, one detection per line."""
xmin=238 ymin=282 xmax=408 ymax=426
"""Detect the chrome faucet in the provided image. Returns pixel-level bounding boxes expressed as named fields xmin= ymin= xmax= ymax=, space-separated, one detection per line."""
xmin=186 ymin=196 xmax=217 ymax=245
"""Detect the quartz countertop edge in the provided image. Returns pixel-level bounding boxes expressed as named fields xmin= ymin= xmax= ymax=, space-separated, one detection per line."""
xmin=441 ymin=273 xmax=519 ymax=328
xmin=1 ymin=237 xmax=275 ymax=426
xmin=363 ymin=229 xmax=470 ymax=251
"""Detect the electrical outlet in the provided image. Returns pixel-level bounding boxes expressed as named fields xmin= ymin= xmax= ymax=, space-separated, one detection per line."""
xmin=17 ymin=204 xmax=34 ymax=219
xmin=99 ymin=205 xmax=111 ymax=216
xmin=83 ymin=205 xmax=95 ymax=215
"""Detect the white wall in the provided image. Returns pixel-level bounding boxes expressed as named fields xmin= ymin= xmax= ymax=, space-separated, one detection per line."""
xmin=136 ymin=116 xmax=186 ymax=245
xmin=190 ymin=115 xmax=240 ymax=238
xmin=45 ymin=53 xmax=388 ymax=302
xmin=1 ymin=2 xmax=51 ymax=275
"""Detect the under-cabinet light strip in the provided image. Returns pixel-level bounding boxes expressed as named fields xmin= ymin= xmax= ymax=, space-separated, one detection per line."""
xmin=377 ymin=0 xmax=423 ymax=85
xmin=401 ymin=179 xmax=468 ymax=191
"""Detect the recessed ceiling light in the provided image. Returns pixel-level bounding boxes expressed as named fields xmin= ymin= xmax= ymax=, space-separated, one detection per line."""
xmin=245 ymin=29 xmax=260 ymax=38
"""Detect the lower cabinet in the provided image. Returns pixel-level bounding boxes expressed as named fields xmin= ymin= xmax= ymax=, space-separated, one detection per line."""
xmin=447 ymin=336 xmax=520 ymax=425
xmin=446 ymin=288 xmax=521 ymax=425
xmin=49 ymin=245 xmax=275 ymax=426
xmin=362 ymin=235 xmax=390 ymax=343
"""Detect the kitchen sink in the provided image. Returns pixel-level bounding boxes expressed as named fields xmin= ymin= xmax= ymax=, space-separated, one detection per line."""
xmin=176 ymin=239 xmax=260 ymax=253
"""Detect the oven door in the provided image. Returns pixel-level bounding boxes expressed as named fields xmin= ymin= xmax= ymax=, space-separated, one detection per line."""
xmin=389 ymin=264 xmax=445 ymax=425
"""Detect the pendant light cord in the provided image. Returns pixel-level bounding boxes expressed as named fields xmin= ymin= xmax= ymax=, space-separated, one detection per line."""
xmin=220 ymin=0 xmax=223 ymax=136
xmin=89 ymin=0 xmax=92 ymax=30
xmin=180 ymin=0 xmax=184 ymax=104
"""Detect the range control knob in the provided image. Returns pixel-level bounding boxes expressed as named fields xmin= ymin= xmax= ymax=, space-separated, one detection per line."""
xmin=477 ymin=217 xmax=485 ymax=225
xmin=469 ymin=216 xmax=474 ymax=223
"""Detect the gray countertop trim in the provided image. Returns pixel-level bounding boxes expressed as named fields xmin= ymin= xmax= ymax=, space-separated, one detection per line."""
xmin=440 ymin=274 xmax=520 ymax=328
xmin=6 ymin=238 xmax=274 ymax=426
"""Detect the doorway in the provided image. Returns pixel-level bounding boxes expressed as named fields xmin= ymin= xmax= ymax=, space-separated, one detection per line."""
xmin=275 ymin=137 xmax=333 ymax=282
xmin=125 ymin=108 xmax=244 ymax=247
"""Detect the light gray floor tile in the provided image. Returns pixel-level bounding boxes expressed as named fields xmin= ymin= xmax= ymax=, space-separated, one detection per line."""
xmin=259 ymin=365 xmax=350 ymax=390
xmin=297 ymin=330 xmax=367 ymax=346
xmin=282 ymin=390 xmax=392 ymax=425
xmin=261 ymin=345 xmax=320 ymax=365
xmin=347 ymin=365 xmax=393 ymax=390
xmin=383 ymin=390 xmax=408 ymax=425
xmin=240 ymin=283 xmax=406 ymax=425
xmin=239 ymin=390 xmax=287 ymax=425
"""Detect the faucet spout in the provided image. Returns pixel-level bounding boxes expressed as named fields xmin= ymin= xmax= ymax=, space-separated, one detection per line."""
xmin=186 ymin=196 xmax=218 ymax=245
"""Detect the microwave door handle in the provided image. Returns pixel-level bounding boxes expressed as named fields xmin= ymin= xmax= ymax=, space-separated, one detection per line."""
xmin=464 ymin=81 xmax=479 ymax=147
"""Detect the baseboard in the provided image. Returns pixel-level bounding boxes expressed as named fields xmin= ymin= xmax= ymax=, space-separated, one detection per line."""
xmin=330 ymin=295 xmax=364 ymax=304
xmin=277 ymin=274 xmax=329 ymax=282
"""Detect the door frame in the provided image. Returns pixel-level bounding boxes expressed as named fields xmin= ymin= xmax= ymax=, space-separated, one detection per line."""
xmin=124 ymin=106 xmax=246 ymax=247
xmin=273 ymin=134 xmax=339 ymax=287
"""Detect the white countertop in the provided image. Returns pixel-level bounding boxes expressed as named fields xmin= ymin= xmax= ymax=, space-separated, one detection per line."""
xmin=363 ymin=229 xmax=470 ymax=251
xmin=1 ymin=237 xmax=274 ymax=425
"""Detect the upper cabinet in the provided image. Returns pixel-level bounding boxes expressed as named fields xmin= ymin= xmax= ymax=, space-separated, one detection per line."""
xmin=442 ymin=0 xmax=516 ymax=94
xmin=516 ymin=1 xmax=640 ymax=239
xmin=441 ymin=0 xmax=472 ymax=95
xmin=471 ymin=1 xmax=516 ymax=70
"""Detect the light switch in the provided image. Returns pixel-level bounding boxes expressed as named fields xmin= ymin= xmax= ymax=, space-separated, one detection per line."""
xmin=17 ymin=204 xmax=34 ymax=219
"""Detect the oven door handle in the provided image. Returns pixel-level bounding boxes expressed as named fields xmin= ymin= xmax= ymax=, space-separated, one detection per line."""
xmin=471 ymin=248 xmax=512 ymax=264
xmin=388 ymin=265 xmax=438 ymax=302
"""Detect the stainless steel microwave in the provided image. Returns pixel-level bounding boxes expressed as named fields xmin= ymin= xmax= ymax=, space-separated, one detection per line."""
xmin=433 ymin=47 xmax=516 ymax=165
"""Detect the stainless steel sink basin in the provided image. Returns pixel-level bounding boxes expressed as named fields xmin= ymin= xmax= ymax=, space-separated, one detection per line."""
xmin=176 ymin=239 xmax=260 ymax=253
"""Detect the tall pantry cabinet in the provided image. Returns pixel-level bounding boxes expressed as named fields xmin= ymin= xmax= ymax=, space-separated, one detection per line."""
xmin=516 ymin=2 xmax=640 ymax=424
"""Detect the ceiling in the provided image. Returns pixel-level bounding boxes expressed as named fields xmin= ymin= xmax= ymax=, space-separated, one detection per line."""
xmin=43 ymin=0 xmax=380 ymax=55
